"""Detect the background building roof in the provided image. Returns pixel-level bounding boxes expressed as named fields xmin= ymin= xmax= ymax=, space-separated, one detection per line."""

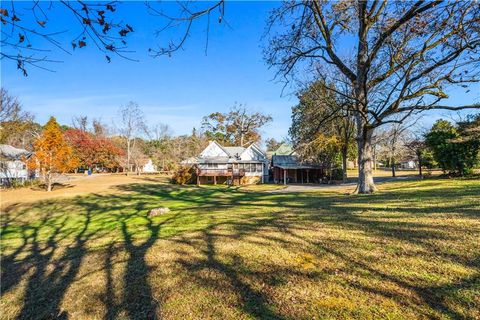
xmin=0 ymin=144 xmax=32 ymax=161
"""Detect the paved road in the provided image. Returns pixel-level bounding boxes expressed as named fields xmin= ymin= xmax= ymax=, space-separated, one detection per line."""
xmin=266 ymin=176 xmax=417 ymax=193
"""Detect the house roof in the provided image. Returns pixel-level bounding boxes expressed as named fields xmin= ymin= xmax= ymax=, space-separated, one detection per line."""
xmin=0 ymin=144 xmax=32 ymax=161
xmin=272 ymin=155 xmax=298 ymax=166
xmin=273 ymin=143 xmax=296 ymax=156
xmin=272 ymin=155 xmax=323 ymax=169
xmin=223 ymin=146 xmax=245 ymax=157
xmin=192 ymin=141 xmax=267 ymax=164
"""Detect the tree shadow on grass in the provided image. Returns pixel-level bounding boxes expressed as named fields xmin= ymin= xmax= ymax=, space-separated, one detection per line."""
xmin=13 ymin=203 xmax=92 ymax=319
xmin=175 ymin=225 xmax=287 ymax=320
xmin=1 ymin=194 xmax=167 ymax=319
xmin=0 ymin=178 xmax=478 ymax=319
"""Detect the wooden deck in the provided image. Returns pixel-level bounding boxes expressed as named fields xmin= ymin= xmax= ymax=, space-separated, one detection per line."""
xmin=197 ymin=169 xmax=246 ymax=177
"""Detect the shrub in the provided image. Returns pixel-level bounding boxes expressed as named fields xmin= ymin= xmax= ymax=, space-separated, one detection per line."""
xmin=425 ymin=119 xmax=480 ymax=176
xmin=330 ymin=168 xmax=344 ymax=181
xmin=172 ymin=166 xmax=195 ymax=185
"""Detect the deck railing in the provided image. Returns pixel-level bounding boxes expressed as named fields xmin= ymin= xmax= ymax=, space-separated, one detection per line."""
xmin=197 ymin=168 xmax=246 ymax=176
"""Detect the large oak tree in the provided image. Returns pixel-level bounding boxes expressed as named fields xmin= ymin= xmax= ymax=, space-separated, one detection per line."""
xmin=265 ymin=0 xmax=480 ymax=193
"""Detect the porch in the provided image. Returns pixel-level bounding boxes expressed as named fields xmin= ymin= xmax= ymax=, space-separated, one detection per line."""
xmin=272 ymin=166 xmax=324 ymax=185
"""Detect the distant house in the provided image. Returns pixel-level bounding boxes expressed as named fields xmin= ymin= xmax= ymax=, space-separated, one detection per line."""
xmin=400 ymin=159 xmax=417 ymax=169
xmin=141 ymin=159 xmax=157 ymax=173
xmin=0 ymin=144 xmax=36 ymax=186
xmin=185 ymin=141 xmax=269 ymax=185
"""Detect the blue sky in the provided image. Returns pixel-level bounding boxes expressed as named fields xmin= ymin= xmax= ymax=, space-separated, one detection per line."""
xmin=2 ymin=1 xmax=479 ymax=141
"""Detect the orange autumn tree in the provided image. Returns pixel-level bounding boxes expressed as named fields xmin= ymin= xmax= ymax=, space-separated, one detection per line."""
xmin=28 ymin=117 xmax=78 ymax=191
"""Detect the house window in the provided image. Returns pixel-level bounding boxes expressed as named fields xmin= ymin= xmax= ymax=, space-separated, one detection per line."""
xmin=256 ymin=164 xmax=263 ymax=172
xmin=245 ymin=164 xmax=251 ymax=172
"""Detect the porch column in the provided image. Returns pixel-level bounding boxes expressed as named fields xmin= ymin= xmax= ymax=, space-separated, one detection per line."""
xmin=306 ymin=169 xmax=309 ymax=183
xmin=284 ymin=168 xmax=287 ymax=185
xmin=214 ymin=175 xmax=217 ymax=185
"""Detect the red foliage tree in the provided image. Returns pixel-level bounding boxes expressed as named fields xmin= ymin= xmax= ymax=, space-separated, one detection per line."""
xmin=65 ymin=129 xmax=123 ymax=171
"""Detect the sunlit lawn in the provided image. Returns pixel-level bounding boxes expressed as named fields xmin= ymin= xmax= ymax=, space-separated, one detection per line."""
xmin=1 ymin=177 xmax=479 ymax=319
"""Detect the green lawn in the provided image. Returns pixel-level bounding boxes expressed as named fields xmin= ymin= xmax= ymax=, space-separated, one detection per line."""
xmin=1 ymin=178 xmax=479 ymax=319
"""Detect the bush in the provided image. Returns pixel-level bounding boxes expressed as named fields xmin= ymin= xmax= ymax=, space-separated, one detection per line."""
xmin=172 ymin=166 xmax=195 ymax=185
xmin=425 ymin=119 xmax=480 ymax=176
xmin=1 ymin=178 xmax=40 ymax=189
xmin=330 ymin=168 xmax=344 ymax=181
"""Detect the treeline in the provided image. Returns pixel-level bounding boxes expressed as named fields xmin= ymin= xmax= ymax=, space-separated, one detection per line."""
xmin=0 ymin=93 xmax=209 ymax=174
xmin=1 ymin=89 xmax=276 ymax=190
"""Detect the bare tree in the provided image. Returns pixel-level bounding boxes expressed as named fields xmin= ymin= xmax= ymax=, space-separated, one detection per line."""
xmin=405 ymin=139 xmax=427 ymax=177
xmin=1 ymin=1 xmax=135 ymax=75
xmin=148 ymin=123 xmax=172 ymax=141
xmin=265 ymin=1 xmax=480 ymax=193
xmin=145 ymin=1 xmax=226 ymax=56
xmin=92 ymin=118 xmax=109 ymax=137
xmin=0 ymin=88 xmax=33 ymax=123
xmin=0 ymin=88 xmax=38 ymax=148
xmin=118 ymin=102 xmax=146 ymax=175
xmin=71 ymin=116 xmax=88 ymax=132
xmin=376 ymin=118 xmax=418 ymax=177
xmin=1 ymin=1 xmax=228 ymax=75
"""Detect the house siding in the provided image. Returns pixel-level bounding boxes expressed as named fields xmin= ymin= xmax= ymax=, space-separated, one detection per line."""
xmin=192 ymin=141 xmax=269 ymax=185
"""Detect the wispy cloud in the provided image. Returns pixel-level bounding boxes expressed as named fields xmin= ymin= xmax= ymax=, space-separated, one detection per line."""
xmin=20 ymin=92 xmax=206 ymax=135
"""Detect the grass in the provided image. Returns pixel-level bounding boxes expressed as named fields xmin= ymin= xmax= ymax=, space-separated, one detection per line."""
xmin=1 ymin=176 xmax=479 ymax=319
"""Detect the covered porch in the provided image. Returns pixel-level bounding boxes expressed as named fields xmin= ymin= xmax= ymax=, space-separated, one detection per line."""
xmin=272 ymin=165 xmax=324 ymax=185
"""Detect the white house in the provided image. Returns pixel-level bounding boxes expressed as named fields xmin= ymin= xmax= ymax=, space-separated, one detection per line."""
xmin=185 ymin=141 xmax=269 ymax=185
xmin=0 ymin=144 xmax=35 ymax=186
xmin=141 ymin=159 xmax=157 ymax=173
xmin=400 ymin=159 xmax=417 ymax=169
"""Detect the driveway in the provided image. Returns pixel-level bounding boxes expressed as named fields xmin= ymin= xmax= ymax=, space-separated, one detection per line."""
xmin=266 ymin=176 xmax=417 ymax=193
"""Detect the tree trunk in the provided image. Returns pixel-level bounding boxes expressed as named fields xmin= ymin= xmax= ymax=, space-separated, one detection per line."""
xmin=341 ymin=145 xmax=348 ymax=183
xmin=391 ymin=157 xmax=396 ymax=177
xmin=126 ymin=138 xmax=131 ymax=176
xmin=356 ymin=126 xmax=377 ymax=193
xmin=417 ymin=151 xmax=423 ymax=177
xmin=46 ymin=171 xmax=52 ymax=192
xmin=354 ymin=9 xmax=375 ymax=194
